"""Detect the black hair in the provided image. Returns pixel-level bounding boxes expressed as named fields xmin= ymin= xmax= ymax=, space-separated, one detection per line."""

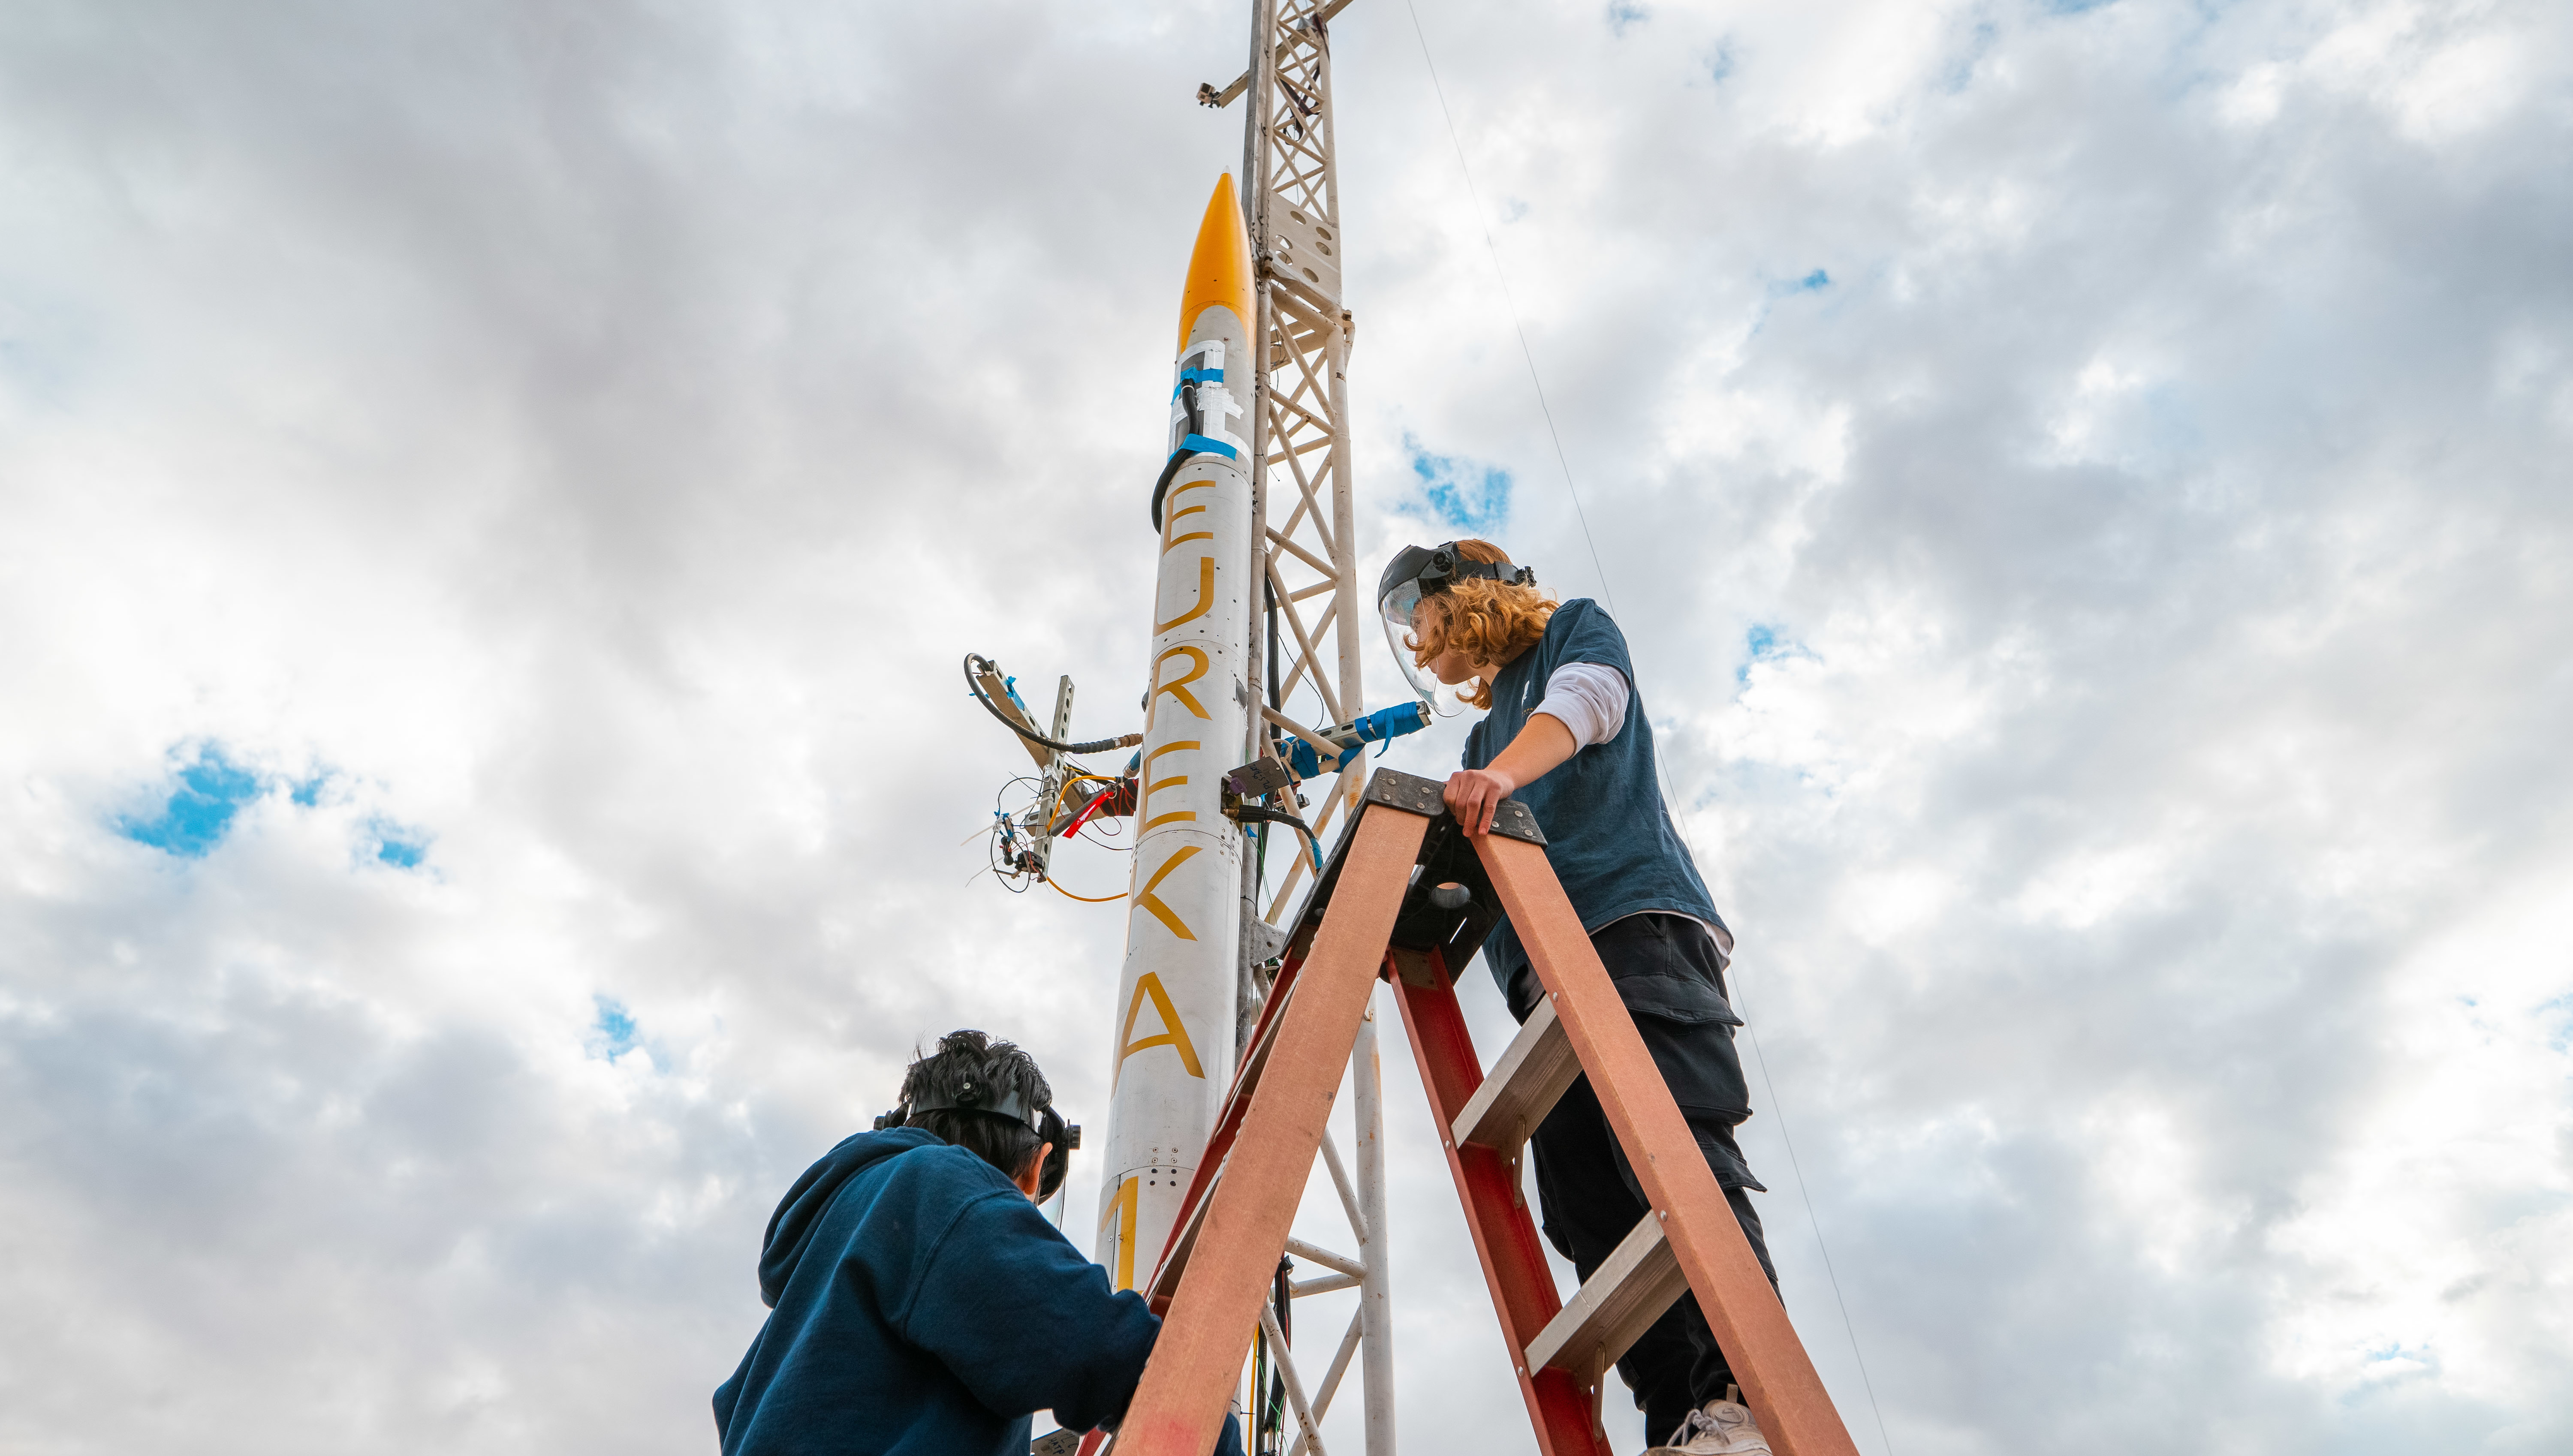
xmin=899 ymin=1029 xmax=1051 ymax=1184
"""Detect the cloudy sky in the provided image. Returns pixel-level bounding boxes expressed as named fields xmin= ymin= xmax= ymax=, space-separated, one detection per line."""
xmin=4 ymin=0 xmax=2568 ymax=1452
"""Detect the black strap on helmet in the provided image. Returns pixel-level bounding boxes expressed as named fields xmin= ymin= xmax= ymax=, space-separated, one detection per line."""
xmin=1034 ymin=1105 xmax=1079 ymax=1201
xmin=912 ymin=1077 xmax=1041 ymax=1130
xmin=872 ymin=1091 xmax=1082 ymax=1201
xmin=1378 ymin=541 xmax=1536 ymax=605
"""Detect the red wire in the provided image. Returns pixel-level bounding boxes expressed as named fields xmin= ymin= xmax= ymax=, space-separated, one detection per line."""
xmin=1061 ymin=784 xmax=1117 ymax=842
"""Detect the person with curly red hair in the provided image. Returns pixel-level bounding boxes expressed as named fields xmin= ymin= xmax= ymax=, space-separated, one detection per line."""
xmin=1378 ymin=540 xmax=1778 ymax=1456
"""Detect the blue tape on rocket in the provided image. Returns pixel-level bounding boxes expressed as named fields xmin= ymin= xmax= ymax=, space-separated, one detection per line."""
xmin=1289 ymin=738 xmax=1323 ymax=779
xmin=1285 ymin=702 xmax=1429 ymax=780
xmin=1350 ymin=701 xmax=1429 ymax=744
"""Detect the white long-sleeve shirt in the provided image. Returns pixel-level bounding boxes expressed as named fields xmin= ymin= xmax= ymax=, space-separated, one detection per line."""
xmin=1532 ymin=661 xmax=1630 ymax=749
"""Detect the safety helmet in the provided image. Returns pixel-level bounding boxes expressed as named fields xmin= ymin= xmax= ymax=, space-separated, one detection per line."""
xmin=874 ymin=1078 xmax=1082 ymax=1201
xmin=1376 ymin=542 xmax=1537 ymax=707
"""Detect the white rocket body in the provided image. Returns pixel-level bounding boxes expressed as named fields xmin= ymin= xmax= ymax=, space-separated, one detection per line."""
xmin=1093 ymin=177 xmax=1258 ymax=1291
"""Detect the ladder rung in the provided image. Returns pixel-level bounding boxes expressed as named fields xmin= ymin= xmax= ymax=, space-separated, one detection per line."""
xmin=1450 ymin=996 xmax=1582 ymax=1152
xmin=1522 ymin=1212 xmax=1689 ymax=1382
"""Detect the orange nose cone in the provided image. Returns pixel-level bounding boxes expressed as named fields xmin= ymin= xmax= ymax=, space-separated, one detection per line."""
xmin=1177 ymin=173 xmax=1255 ymax=354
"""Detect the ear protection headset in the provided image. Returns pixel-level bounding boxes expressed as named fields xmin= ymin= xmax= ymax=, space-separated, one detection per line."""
xmin=874 ymin=1080 xmax=1081 ymax=1201
xmin=1381 ymin=541 xmax=1538 ymax=603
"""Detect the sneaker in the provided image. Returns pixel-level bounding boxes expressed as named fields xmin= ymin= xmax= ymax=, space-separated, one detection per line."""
xmin=1642 ymin=1390 xmax=1771 ymax=1456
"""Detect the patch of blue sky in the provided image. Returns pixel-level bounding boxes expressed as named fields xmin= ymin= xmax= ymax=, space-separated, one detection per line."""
xmin=590 ymin=996 xmax=640 ymax=1062
xmin=1944 ymin=20 xmax=2001 ymax=93
xmin=2539 ymin=993 xmax=2572 ymax=1053
xmin=1403 ymin=433 xmax=1512 ymax=535
xmin=1606 ymin=1 xmax=1648 ymax=37
xmin=1737 ymin=622 xmax=1814 ymax=685
xmin=1746 ymin=268 xmax=1838 ymax=340
xmin=369 ymin=818 xmax=429 ymax=869
xmin=1705 ymin=42 xmax=1736 ymax=85
xmin=2042 ymin=0 xmax=2118 ymax=14
xmin=118 ymin=743 xmax=262 ymax=857
xmin=118 ymin=743 xmax=430 ymax=870
xmin=2341 ymin=1342 xmax=2440 ymax=1400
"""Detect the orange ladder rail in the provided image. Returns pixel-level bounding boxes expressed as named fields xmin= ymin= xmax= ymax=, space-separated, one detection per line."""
xmin=1107 ymin=768 xmax=1859 ymax=1456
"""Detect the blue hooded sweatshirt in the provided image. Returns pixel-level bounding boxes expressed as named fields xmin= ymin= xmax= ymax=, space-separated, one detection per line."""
xmin=715 ymin=1127 xmax=1241 ymax=1456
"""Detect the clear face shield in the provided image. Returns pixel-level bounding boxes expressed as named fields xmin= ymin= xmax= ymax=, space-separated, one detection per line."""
xmin=1377 ymin=543 xmax=1537 ymax=718
xmin=1377 ymin=578 xmax=1460 ymax=713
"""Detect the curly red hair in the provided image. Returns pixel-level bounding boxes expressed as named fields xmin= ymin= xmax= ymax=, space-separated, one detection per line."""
xmin=1405 ymin=540 xmax=1556 ymax=710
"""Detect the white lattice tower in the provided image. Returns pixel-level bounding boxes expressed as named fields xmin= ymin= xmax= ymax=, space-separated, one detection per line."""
xmin=1217 ymin=3 xmax=1394 ymax=1452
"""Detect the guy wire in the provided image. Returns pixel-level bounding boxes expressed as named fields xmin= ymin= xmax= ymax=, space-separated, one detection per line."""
xmin=1401 ymin=0 xmax=1617 ymax=620
xmin=1402 ymin=7 xmax=1896 ymax=1451
xmin=1723 ymin=976 xmax=1894 ymax=1456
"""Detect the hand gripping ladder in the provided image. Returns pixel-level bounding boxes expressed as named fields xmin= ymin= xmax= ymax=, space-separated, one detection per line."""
xmin=1104 ymin=767 xmax=1860 ymax=1456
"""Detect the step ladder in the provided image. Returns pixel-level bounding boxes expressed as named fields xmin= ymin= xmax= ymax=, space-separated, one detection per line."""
xmin=1103 ymin=767 xmax=1860 ymax=1456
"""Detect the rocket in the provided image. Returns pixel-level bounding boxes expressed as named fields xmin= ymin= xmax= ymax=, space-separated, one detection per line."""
xmin=1094 ymin=176 xmax=1258 ymax=1290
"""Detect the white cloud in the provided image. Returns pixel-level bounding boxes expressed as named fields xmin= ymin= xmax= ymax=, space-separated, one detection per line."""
xmin=3 ymin=0 xmax=2568 ymax=1453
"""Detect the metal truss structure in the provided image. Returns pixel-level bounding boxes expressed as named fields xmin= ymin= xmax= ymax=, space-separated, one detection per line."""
xmin=1208 ymin=2 xmax=1392 ymax=1452
xmin=1238 ymin=0 xmax=1366 ymax=923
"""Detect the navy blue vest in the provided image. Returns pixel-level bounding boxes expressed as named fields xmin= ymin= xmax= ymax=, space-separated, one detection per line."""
xmin=1463 ymin=599 xmax=1727 ymax=997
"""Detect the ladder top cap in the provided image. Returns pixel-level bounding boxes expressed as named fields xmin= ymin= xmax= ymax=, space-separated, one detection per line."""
xmin=1362 ymin=767 xmax=1546 ymax=845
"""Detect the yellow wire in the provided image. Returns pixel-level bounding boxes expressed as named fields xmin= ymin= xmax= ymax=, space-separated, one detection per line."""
xmin=1038 ymin=773 xmax=1130 ymax=902
xmin=1048 ymin=773 xmax=1122 ymax=835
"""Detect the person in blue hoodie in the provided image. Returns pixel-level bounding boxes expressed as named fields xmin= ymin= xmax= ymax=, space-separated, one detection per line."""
xmin=714 ymin=1029 xmax=1243 ymax=1456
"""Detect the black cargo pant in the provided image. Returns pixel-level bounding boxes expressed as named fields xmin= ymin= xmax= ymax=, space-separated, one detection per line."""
xmin=1504 ymin=913 xmax=1779 ymax=1444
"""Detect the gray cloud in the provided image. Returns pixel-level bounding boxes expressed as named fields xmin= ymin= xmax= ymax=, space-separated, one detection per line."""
xmin=3 ymin=0 xmax=2568 ymax=1453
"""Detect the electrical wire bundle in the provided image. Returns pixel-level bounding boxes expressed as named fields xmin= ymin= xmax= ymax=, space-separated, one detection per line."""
xmin=962 ymin=648 xmax=1333 ymax=908
xmin=963 ymin=654 xmax=1140 ymax=757
xmin=961 ymin=652 xmax=1148 ymax=902
xmin=978 ymin=768 xmax=1134 ymax=902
